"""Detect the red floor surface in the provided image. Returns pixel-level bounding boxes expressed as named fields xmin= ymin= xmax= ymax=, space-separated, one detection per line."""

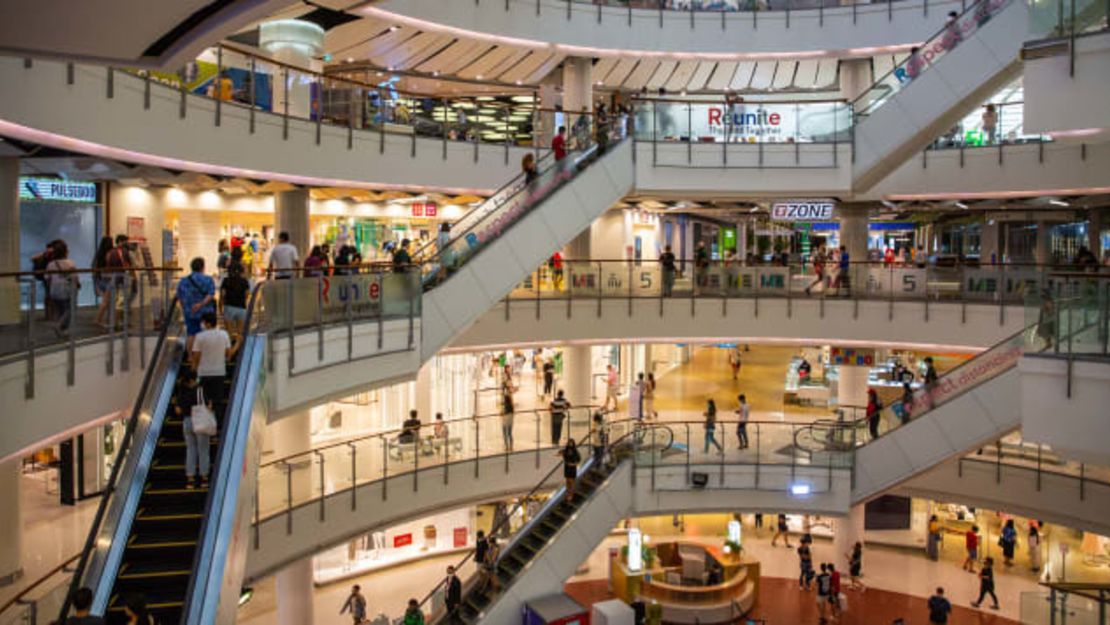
xmin=564 ymin=577 xmax=1020 ymax=625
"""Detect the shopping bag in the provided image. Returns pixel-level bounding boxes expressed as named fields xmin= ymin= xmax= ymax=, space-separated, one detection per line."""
xmin=191 ymin=388 xmax=218 ymax=436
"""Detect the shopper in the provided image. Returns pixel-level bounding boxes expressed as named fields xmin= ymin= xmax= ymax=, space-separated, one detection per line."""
xmin=303 ymin=245 xmax=325 ymax=277
xmin=65 ymin=587 xmax=105 ymax=625
xmin=805 ymin=245 xmax=826 ymax=296
xmin=550 ymin=390 xmax=571 ymax=445
xmin=174 ymin=367 xmax=209 ymax=490
xmin=340 ymin=585 xmax=367 ymax=625
xmin=735 ymin=394 xmax=750 ymax=449
xmin=694 ymin=241 xmax=709 ymax=293
xmin=846 ymin=542 xmax=865 ymax=591
xmin=866 ymin=388 xmax=882 ymax=441
xmin=46 ymin=241 xmax=78 ymax=339
xmin=92 ymin=236 xmax=114 ymax=328
xmin=474 ymin=530 xmax=489 ymax=573
xmin=703 ymin=399 xmax=722 ymax=454
xmin=644 ymin=372 xmax=657 ymax=420
xmin=106 ymin=234 xmax=135 ymax=320
xmin=898 ymin=381 xmax=914 ymax=424
xmin=798 ymin=542 xmax=815 ymax=591
xmin=501 ymin=375 xmax=516 ymax=451
xmin=829 ymin=563 xmax=842 ymax=619
xmin=268 ymin=231 xmax=299 ymax=279
xmin=403 ymin=599 xmax=424 ymax=625
xmin=31 ymin=240 xmax=60 ymax=320
xmin=595 ymin=103 xmax=610 ymax=154
xmin=772 ymin=513 xmax=792 ymax=547
xmin=728 ymin=346 xmax=742 ymax=380
xmin=590 ymin=411 xmax=608 ymax=465
xmin=923 ymin=357 xmax=939 ymax=407
xmin=833 ymin=245 xmax=850 ymax=296
xmin=177 ymin=258 xmax=217 ymax=350
xmin=603 ymin=364 xmax=619 ymax=412
xmin=559 ymin=438 xmax=581 ymax=496
xmin=398 ymin=410 xmax=421 ymax=445
xmin=1029 ymin=523 xmax=1043 ymax=572
xmin=193 ymin=312 xmax=235 ymax=420
xmin=1000 ymin=519 xmax=1017 ymax=566
xmin=962 ymin=525 xmax=979 ymax=572
xmin=927 ymin=587 xmax=952 ymax=625
xmin=943 ymin=11 xmax=963 ymax=50
xmin=926 ymin=514 xmax=941 ymax=561
xmin=484 ymin=536 xmax=502 ymax=593
xmin=433 ymin=412 xmax=448 ymax=440
xmin=971 ymin=557 xmax=1000 ymax=610
xmin=121 ymin=593 xmax=155 ymax=625
xmin=444 ymin=566 xmax=463 ymax=623
xmin=392 ymin=239 xmax=413 ymax=273
xmin=660 ymin=246 xmax=677 ymax=297
xmin=542 ymin=358 xmax=556 ymax=396
xmin=219 ymin=262 xmax=250 ymax=338
xmin=982 ymin=104 xmax=999 ymax=144
xmin=521 ymin=153 xmax=538 ymax=185
xmin=814 ymin=563 xmax=830 ymax=621
xmin=552 ymin=126 xmax=567 ymax=162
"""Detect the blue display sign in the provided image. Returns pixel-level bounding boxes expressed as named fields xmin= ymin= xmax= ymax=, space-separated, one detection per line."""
xmin=19 ymin=177 xmax=97 ymax=203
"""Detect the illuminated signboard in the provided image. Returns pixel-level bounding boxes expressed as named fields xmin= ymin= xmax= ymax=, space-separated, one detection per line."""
xmin=627 ymin=528 xmax=643 ymax=572
xmin=770 ymin=201 xmax=835 ymax=222
xmin=19 ymin=177 xmax=97 ymax=203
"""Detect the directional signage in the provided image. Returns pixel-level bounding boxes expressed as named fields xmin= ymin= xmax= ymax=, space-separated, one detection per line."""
xmin=771 ymin=201 xmax=835 ymax=222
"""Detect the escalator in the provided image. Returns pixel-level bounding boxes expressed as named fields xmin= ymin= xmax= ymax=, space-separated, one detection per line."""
xmin=59 ymin=290 xmax=267 ymax=625
xmin=794 ymin=324 xmax=1036 ymax=502
xmin=416 ymin=139 xmax=634 ymax=359
xmin=426 ymin=425 xmax=673 ymax=625
xmin=850 ymin=0 xmax=1033 ymax=190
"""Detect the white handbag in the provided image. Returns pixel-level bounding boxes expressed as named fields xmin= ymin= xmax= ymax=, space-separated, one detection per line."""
xmin=191 ymin=387 xmax=218 ymax=436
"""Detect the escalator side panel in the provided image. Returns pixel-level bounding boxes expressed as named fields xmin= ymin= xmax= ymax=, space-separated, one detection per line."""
xmin=85 ymin=343 xmax=183 ymax=613
xmin=184 ymin=337 xmax=266 ymax=625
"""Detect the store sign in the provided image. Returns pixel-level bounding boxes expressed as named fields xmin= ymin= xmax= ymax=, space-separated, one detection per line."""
xmin=627 ymin=529 xmax=643 ymax=572
xmin=962 ymin=269 xmax=1040 ymax=302
xmin=453 ymin=527 xmax=468 ymax=548
xmin=19 ymin=177 xmax=97 ymax=203
xmin=411 ymin=202 xmax=437 ymax=218
xmin=863 ymin=267 xmax=927 ymax=297
xmin=393 ymin=533 xmax=413 ymax=548
xmin=829 ymin=347 xmax=876 ymax=366
xmin=771 ymin=201 xmax=835 ymax=222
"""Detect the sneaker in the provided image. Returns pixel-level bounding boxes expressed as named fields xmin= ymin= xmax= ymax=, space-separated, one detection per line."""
xmin=199 ymin=476 xmax=209 ymax=489
xmin=185 ymin=477 xmax=196 ymax=490
xmin=971 ymin=602 xmax=980 ymax=609
xmin=990 ymin=605 xmax=1000 ymax=610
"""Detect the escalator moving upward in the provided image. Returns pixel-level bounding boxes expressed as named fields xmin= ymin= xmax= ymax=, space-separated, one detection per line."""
xmin=104 ymin=359 xmax=232 ymax=625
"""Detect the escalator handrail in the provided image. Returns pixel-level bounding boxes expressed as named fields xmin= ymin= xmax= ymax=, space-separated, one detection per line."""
xmin=850 ymin=0 xmax=1015 ymax=116
xmin=181 ymin=282 xmax=267 ymax=625
xmin=57 ymin=296 xmax=183 ymax=622
xmin=420 ymin=139 xmax=619 ymax=288
xmin=417 ymin=420 xmax=672 ymax=619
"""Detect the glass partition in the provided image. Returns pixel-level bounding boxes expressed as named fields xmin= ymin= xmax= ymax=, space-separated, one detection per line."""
xmin=634 ymin=99 xmax=851 ymax=144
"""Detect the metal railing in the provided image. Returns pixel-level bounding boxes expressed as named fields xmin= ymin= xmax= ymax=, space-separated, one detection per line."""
xmin=958 ymin=438 xmax=1110 ymax=500
xmin=489 ymin=0 xmax=961 ymax=20
xmin=0 ymin=553 xmax=81 ymax=625
xmin=0 ymin=267 xmax=180 ymax=397
xmin=1024 ymin=273 xmax=1110 ymax=397
xmin=1021 ymin=582 xmax=1110 ymax=624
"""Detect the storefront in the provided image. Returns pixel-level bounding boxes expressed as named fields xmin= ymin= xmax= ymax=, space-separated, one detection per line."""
xmin=19 ymin=177 xmax=102 ymax=305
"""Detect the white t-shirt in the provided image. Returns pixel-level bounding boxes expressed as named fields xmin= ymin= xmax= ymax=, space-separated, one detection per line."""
xmin=269 ymin=242 xmax=299 ymax=277
xmin=193 ymin=328 xmax=231 ymax=377
xmin=738 ymin=403 xmax=750 ymax=422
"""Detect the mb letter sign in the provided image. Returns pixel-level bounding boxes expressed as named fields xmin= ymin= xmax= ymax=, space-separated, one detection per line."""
xmin=771 ymin=201 xmax=835 ymax=222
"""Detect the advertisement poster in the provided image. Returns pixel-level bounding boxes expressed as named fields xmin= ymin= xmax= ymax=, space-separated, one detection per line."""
xmin=453 ymin=527 xmax=468 ymax=548
xmin=393 ymin=533 xmax=413 ymax=548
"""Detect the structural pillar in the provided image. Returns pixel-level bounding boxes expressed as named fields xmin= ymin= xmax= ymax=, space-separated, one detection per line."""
xmin=562 ymin=344 xmax=592 ymax=408
xmin=837 ymin=364 xmax=870 ymax=412
xmin=536 ymin=72 xmax=561 ymax=147
xmin=265 ymin=410 xmax=314 ymax=504
xmin=980 ymin=219 xmax=1001 ymax=264
xmin=1035 ymin=220 xmax=1051 ymax=265
xmin=833 ymin=504 xmax=865 ymax=574
xmin=276 ymin=556 xmax=315 ymax=625
xmin=415 ymin=360 xmax=434 ymax=420
xmin=0 ymin=460 xmax=22 ymax=586
xmin=274 ymin=189 xmax=311 ymax=256
xmin=1088 ymin=208 xmax=1105 ymax=257
xmin=837 ymin=59 xmax=873 ymax=102
xmin=837 ymin=204 xmax=870 ymax=266
xmin=563 ymin=57 xmax=594 ymax=141
xmin=259 ymin=20 xmax=324 ymax=120
xmin=0 ymin=157 xmax=20 ymax=325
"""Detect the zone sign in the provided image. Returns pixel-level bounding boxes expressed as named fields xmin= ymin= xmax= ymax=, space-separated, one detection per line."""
xmin=770 ymin=201 xmax=835 ymax=222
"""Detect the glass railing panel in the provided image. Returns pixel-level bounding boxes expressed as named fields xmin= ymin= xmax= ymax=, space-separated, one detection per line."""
xmin=1020 ymin=590 xmax=1105 ymax=625
xmin=634 ymin=99 xmax=851 ymax=144
xmin=853 ymin=0 xmax=1017 ymax=117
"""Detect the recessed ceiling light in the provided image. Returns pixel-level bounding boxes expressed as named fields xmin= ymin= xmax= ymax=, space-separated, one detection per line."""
xmin=476 ymin=74 xmax=483 ymax=79
xmin=955 ymin=201 xmax=968 ymax=209
xmin=1049 ymin=199 xmax=1069 ymax=207
xmin=388 ymin=25 xmax=399 ymax=32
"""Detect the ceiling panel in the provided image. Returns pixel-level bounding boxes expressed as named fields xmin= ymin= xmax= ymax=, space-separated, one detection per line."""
xmin=397 ymin=35 xmax=455 ymax=71
xmin=771 ymin=60 xmax=796 ymax=90
xmin=423 ymin=40 xmax=494 ymax=75
xmin=729 ymin=61 xmax=756 ymax=90
xmin=664 ymin=60 xmax=700 ymax=92
xmin=360 ymin=25 xmax=419 ymax=60
xmin=793 ymin=59 xmax=819 ymax=89
xmin=456 ymin=46 xmax=518 ymax=80
xmin=685 ymin=62 xmax=716 ymax=92
xmin=872 ymin=55 xmax=895 ymax=81
xmin=815 ymin=59 xmax=839 ymax=88
xmin=521 ymin=53 xmax=565 ymax=84
xmin=592 ymin=57 xmax=620 ymax=84
xmin=483 ymin=48 xmax=533 ymax=80
xmin=748 ymin=61 xmax=776 ymax=90
xmin=323 ymin=18 xmax=391 ymax=58
xmin=603 ymin=58 xmax=640 ymax=88
xmin=372 ymin=31 xmax=446 ymax=69
xmin=623 ymin=59 xmax=662 ymax=91
xmin=498 ymin=51 xmax=554 ymax=84
xmin=705 ymin=62 xmax=738 ymax=91
xmin=645 ymin=60 xmax=679 ymax=91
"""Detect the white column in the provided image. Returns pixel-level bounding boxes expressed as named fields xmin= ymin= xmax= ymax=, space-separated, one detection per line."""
xmin=563 ymin=57 xmax=594 ymax=142
xmin=0 ymin=157 xmax=20 ymax=325
xmin=562 ymin=344 xmax=592 ymax=408
xmin=266 ymin=410 xmax=314 ymax=504
xmin=276 ymin=557 xmax=315 ymax=625
xmin=1088 ymin=209 xmax=1105 ymax=257
xmin=415 ymin=360 xmax=434 ymax=421
xmin=837 ymin=365 xmax=870 ymax=410
xmin=275 ymin=189 xmax=311 ymax=256
xmin=980 ymin=220 xmax=1001 ymax=265
xmin=0 ymin=460 xmax=22 ymax=586
xmin=833 ymin=504 xmax=865 ymax=573
xmin=837 ymin=204 xmax=870 ymax=265
xmin=1035 ymin=221 xmax=1051 ymax=264
xmin=260 ymin=20 xmax=324 ymax=120
xmin=536 ymin=73 xmax=561 ymax=147
xmin=837 ymin=59 xmax=873 ymax=102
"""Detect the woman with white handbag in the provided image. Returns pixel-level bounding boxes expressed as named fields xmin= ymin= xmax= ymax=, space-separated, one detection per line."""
xmin=176 ymin=368 xmax=216 ymax=490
